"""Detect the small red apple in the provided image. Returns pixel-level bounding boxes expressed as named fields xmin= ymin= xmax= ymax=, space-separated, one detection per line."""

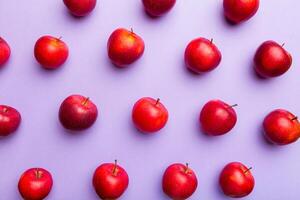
xmin=0 ymin=105 xmax=21 ymax=136
xmin=0 ymin=37 xmax=11 ymax=67
xmin=93 ymin=160 xmax=129 ymax=199
xmin=132 ymin=97 xmax=168 ymax=133
xmin=162 ymin=163 xmax=198 ymax=199
xmin=59 ymin=94 xmax=98 ymax=131
xmin=142 ymin=0 xmax=176 ymax=17
xmin=63 ymin=0 xmax=97 ymax=17
xmin=200 ymin=100 xmax=237 ymax=136
xmin=263 ymin=109 xmax=300 ymax=145
xmin=185 ymin=37 xmax=222 ymax=74
xmin=18 ymin=168 xmax=53 ymax=200
xmin=34 ymin=35 xmax=69 ymax=70
xmin=107 ymin=28 xmax=145 ymax=67
xmin=254 ymin=41 xmax=292 ymax=78
xmin=223 ymin=0 xmax=259 ymax=24
xmin=219 ymin=162 xmax=254 ymax=198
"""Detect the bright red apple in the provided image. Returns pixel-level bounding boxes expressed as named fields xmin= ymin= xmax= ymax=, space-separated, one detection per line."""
xmin=223 ymin=0 xmax=259 ymax=24
xmin=0 ymin=37 xmax=11 ymax=67
xmin=18 ymin=168 xmax=53 ymax=200
xmin=254 ymin=41 xmax=292 ymax=78
xmin=0 ymin=105 xmax=21 ymax=136
xmin=132 ymin=97 xmax=168 ymax=133
xmin=142 ymin=0 xmax=176 ymax=17
xmin=59 ymin=94 xmax=98 ymax=131
xmin=93 ymin=160 xmax=129 ymax=199
xmin=219 ymin=162 xmax=254 ymax=198
xmin=263 ymin=109 xmax=300 ymax=145
xmin=63 ymin=0 xmax=97 ymax=17
xmin=162 ymin=163 xmax=198 ymax=199
xmin=200 ymin=100 xmax=237 ymax=136
xmin=34 ymin=35 xmax=69 ymax=70
xmin=107 ymin=28 xmax=145 ymax=67
xmin=185 ymin=37 xmax=222 ymax=74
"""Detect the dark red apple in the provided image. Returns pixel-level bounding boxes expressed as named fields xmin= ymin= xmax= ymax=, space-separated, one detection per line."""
xmin=34 ymin=35 xmax=69 ymax=70
xmin=107 ymin=28 xmax=145 ymax=67
xmin=93 ymin=160 xmax=129 ymax=199
xmin=132 ymin=97 xmax=168 ymax=133
xmin=0 ymin=37 xmax=11 ymax=67
xmin=200 ymin=100 xmax=237 ymax=136
xmin=0 ymin=105 xmax=21 ymax=136
xmin=59 ymin=94 xmax=98 ymax=131
xmin=162 ymin=163 xmax=198 ymax=199
xmin=223 ymin=0 xmax=259 ymax=24
xmin=63 ymin=0 xmax=97 ymax=17
xmin=185 ymin=37 xmax=222 ymax=74
xmin=263 ymin=109 xmax=300 ymax=145
xmin=254 ymin=41 xmax=292 ymax=78
xmin=142 ymin=0 xmax=176 ymax=17
xmin=219 ymin=162 xmax=254 ymax=198
xmin=18 ymin=168 xmax=53 ymax=200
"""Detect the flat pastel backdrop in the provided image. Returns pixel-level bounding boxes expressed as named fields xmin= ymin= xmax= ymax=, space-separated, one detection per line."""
xmin=0 ymin=0 xmax=299 ymax=199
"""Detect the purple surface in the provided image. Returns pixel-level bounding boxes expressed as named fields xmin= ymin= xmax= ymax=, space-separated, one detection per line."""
xmin=0 ymin=0 xmax=299 ymax=199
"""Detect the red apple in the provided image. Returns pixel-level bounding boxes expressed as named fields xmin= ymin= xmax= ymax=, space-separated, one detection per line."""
xmin=200 ymin=100 xmax=237 ymax=136
xmin=59 ymin=94 xmax=98 ymax=131
xmin=0 ymin=37 xmax=11 ymax=67
xmin=223 ymin=0 xmax=259 ymax=24
xmin=93 ymin=160 xmax=129 ymax=199
xmin=107 ymin=28 xmax=145 ymax=67
xmin=185 ymin=37 xmax=222 ymax=74
xmin=142 ymin=0 xmax=176 ymax=17
xmin=132 ymin=97 xmax=168 ymax=133
xmin=63 ymin=0 xmax=97 ymax=17
xmin=0 ymin=105 xmax=21 ymax=136
xmin=34 ymin=35 xmax=69 ymax=70
xmin=18 ymin=168 xmax=53 ymax=200
xmin=254 ymin=41 xmax=292 ymax=78
xmin=263 ymin=109 xmax=300 ymax=145
xmin=162 ymin=163 xmax=198 ymax=199
xmin=219 ymin=162 xmax=254 ymax=198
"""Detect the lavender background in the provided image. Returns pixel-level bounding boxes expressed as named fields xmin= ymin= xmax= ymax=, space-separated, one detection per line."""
xmin=0 ymin=0 xmax=299 ymax=199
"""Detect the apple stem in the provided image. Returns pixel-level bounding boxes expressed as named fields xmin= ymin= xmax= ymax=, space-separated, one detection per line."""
xmin=230 ymin=104 xmax=238 ymax=108
xmin=2 ymin=107 xmax=8 ymax=113
xmin=244 ymin=167 xmax=252 ymax=174
xmin=281 ymin=43 xmax=285 ymax=47
xmin=82 ymin=97 xmax=90 ymax=106
xmin=155 ymin=98 xmax=160 ymax=105
xmin=35 ymin=169 xmax=42 ymax=179
xmin=210 ymin=38 xmax=213 ymax=44
xmin=292 ymin=116 xmax=298 ymax=121
xmin=185 ymin=163 xmax=189 ymax=173
xmin=113 ymin=160 xmax=118 ymax=176
xmin=130 ymin=28 xmax=134 ymax=34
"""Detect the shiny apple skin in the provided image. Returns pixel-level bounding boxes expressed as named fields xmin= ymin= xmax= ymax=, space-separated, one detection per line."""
xmin=185 ymin=37 xmax=222 ymax=73
xmin=34 ymin=36 xmax=69 ymax=69
xmin=132 ymin=97 xmax=168 ymax=133
xmin=93 ymin=162 xmax=129 ymax=199
xmin=200 ymin=100 xmax=237 ymax=136
xmin=0 ymin=37 xmax=11 ymax=66
xmin=162 ymin=163 xmax=198 ymax=199
xmin=223 ymin=0 xmax=259 ymax=24
xmin=59 ymin=94 xmax=98 ymax=131
xmin=18 ymin=168 xmax=53 ymax=200
xmin=107 ymin=28 xmax=145 ymax=67
xmin=142 ymin=0 xmax=176 ymax=17
xmin=263 ymin=109 xmax=300 ymax=145
xmin=63 ymin=0 xmax=97 ymax=17
xmin=0 ymin=105 xmax=21 ymax=136
xmin=219 ymin=162 xmax=255 ymax=198
xmin=254 ymin=41 xmax=292 ymax=78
